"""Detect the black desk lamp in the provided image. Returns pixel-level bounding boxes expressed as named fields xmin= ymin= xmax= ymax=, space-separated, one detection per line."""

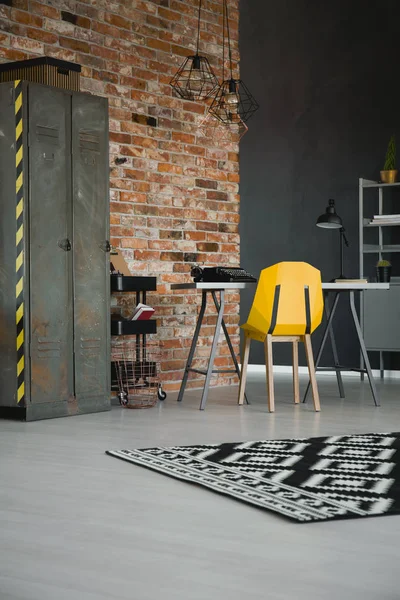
xmin=316 ymin=199 xmax=349 ymax=280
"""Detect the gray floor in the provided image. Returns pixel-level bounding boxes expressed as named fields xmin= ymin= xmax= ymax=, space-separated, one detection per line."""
xmin=1 ymin=373 xmax=400 ymax=600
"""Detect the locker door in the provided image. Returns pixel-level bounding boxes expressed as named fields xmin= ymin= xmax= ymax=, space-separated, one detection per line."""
xmin=28 ymin=84 xmax=74 ymax=405
xmin=72 ymin=94 xmax=109 ymax=402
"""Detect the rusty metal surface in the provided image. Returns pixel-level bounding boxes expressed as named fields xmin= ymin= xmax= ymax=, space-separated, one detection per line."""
xmin=0 ymin=82 xmax=110 ymax=419
xmin=72 ymin=92 xmax=110 ymax=404
xmin=28 ymin=84 xmax=74 ymax=406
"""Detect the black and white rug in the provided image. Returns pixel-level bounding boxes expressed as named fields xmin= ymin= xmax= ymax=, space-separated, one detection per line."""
xmin=106 ymin=432 xmax=400 ymax=523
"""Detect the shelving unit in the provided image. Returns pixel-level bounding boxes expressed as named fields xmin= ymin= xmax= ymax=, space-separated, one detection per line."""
xmin=359 ymin=178 xmax=400 ymax=375
xmin=110 ymin=274 xmax=157 ymax=392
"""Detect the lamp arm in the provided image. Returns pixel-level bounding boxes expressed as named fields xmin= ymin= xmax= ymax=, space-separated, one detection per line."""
xmin=340 ymin=227 xmax=349 ymax=247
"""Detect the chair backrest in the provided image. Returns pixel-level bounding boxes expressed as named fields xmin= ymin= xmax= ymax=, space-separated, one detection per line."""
xmin=245 ymin=262 xmax=323 ymax=337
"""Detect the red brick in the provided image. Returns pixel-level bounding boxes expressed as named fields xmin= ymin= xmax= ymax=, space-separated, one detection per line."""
xmin=76 ymin=16 xmax=91 ymax=29
xmin=147 ymin=38 xmax=171 ymax=52
xmin=10 ymin=0 xmax=28 ymax=9
xmin=30 ymin=1 xmax=59 ymax=19
xmin=0 ymin=47 xmax=27 ymax=61
xmin=196 ymin=242 xmax=219 ymax=252
xmin=172 ymin=132 xmax=196 ymax=144
xmin=195 ymin=178 xmax=218 ymax=190
xmin=0 ymin=32 xmax=10 ymax=45
xmin=158 ymin=163 xmax=183 ymax=175
xmin=121 ymin=238 xmax=148 ymax=249
xmin=158 ymin=7 xmax=182 ymax=21
xmin=134 ymin=250 xmax=161 ymax=261
xmin=124 ymin=169 xmax=146 ymax=180
xmin=196 ymin=221 xmax=218 ymax=232
xmin=59 ymin=37 xmax=90 ymax=54
xmin=27 ymin=28 xmax=58 ymax=44
xmin=92 ymin=21 xmax=120 ymax=37
xmin=228 ymin=173 xmax=240 ymax=183
xmin=11 ymin=36 xmax=43 ymax=52
xmin=104 ymin=12 xmax=131 ymax=30
xmin=91 ymin=45 xmax=119 ymax=61
xmin=11 ymin=9 xmax=42 ymax=27
xmin=110 ymin=202 xmax=135 ymax=215
xmin=110 ymin=132 xmax=132 ymax=144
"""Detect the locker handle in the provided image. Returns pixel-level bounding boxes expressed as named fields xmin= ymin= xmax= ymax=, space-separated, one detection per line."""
xmin=99 ymin=240 xmax=111 ymax=253
xmin=58 ymin=238 xmax=71 ymax=252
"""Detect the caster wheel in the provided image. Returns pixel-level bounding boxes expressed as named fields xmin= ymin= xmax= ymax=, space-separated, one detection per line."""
xmin=118 ymin=391 xmax=129 ymax=406
xmin=158 ymin=389 xmax=167 ymax=401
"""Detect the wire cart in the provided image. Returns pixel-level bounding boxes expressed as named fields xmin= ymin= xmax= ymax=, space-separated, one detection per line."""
xmin=112 ymin=338 xmax=166 ymax=408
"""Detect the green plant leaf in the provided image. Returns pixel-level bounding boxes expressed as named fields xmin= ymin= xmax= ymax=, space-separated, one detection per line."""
xmin=383 ymin=134 xmax=396 ymax=170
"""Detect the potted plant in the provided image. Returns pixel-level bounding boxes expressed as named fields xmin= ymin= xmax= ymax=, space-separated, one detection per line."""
xmin=381 ymin=135 xmax=397 ymax=183
xmin=376 ymin=259 xmax=391 ymax=282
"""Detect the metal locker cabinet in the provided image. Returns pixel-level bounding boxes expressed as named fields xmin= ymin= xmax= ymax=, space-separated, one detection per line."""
xmin=71 ymin=92 xmax=110 ymax=411
xmin=28 ymin=84 xmax=75 ymax=416
xmin=0 ymin=81 xmax=110 ymax=420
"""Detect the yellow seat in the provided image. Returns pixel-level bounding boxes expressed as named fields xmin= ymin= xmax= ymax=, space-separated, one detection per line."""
xmin=238 ymin=262 xmax=323 ymax=412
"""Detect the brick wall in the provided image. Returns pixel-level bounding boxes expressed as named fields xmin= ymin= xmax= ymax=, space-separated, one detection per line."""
xmin=0 ymin=0 xmax=241 ymax=393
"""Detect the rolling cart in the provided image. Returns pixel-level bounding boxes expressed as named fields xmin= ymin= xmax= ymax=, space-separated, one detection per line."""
xmin=110 ymin=274 xmax=166 ymax=407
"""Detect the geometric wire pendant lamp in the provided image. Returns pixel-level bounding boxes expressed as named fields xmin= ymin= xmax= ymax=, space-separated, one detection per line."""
xmin=209 ymin=0 xmax=259 ymax=124
xmin=170 ymin=0 xmax=219 ymax=101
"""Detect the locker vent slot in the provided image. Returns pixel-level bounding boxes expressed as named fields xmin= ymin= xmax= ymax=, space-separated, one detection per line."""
xmin=80 ymin=338 xmax=101 ymax=357
xmin=79 ymin=131 xmax=100 ymax=153
xmin=36 ymin=339 xmax=62 ymax=359
xmin=36 ymin=125 xmax=59 ymax=145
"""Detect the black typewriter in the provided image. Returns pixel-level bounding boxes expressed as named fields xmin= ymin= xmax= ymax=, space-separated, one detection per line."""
xmin=191 ymin=266 xmax=257 ymax=283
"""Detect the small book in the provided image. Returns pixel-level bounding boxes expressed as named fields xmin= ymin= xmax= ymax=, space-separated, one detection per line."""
xmin=131 ymin=303 xmax=155 ymax=321
xmin=335 ymin=278 xmax=368 ymax=283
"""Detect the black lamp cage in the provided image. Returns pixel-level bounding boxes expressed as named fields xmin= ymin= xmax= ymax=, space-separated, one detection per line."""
xmin=208 ymin=0 xmax=259 ymax=125
xmin=209 ymin=77 xmax=259 ymax=124
xmin=170 ymin=54 xmax=219 ymax=101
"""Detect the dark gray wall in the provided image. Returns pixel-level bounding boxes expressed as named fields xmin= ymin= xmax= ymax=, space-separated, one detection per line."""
xmin=239 ymin=0 xmax=400 ymax=367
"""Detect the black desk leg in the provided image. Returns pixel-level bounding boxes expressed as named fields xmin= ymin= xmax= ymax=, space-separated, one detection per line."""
xmin=303 ymin=292 xmax=341 ymax=403
xmin=349 ymin=291 xmax=380 ymax=407
xmin=177 ymin=290 xmax=207 ymax=403
xmin=199 ymin=290 xmax=226 ymax=411
xmin=211 ymin=291 xmax=249 ymax=405
xmin=325 ymin=297 xmax=345 ymax=398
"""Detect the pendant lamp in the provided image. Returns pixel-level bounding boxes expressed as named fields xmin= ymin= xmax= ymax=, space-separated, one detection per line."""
xmin=170 ymin=0 xmax=219 ymax=101
xmin=209 ymin=0 xmax=259 ymax=124
xmin=198 ymin=111 xmax=248 ymax=142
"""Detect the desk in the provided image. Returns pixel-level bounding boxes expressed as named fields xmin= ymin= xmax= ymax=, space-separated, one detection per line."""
xmin=171 ymin=282 xmax=256 ymax=410
xmin=303 ymin=282 xmax=390 ymax=407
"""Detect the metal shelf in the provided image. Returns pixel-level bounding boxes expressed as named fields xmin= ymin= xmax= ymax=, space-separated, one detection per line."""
xmin=361 ymin=178 xmax=400 ymax=189
xmin=363 ymin=244 xmax=400 ymax=253
xmin=363 ymin=219 xmax=400 ymax=227
xmin=111 ymin=318 xmax=157 ymax=336
xmin=111 ymin=274 xmax=157 ymax=292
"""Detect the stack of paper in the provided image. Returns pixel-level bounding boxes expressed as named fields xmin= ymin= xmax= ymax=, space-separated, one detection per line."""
xmin=370 ymin=214 xmax=400 ymax=225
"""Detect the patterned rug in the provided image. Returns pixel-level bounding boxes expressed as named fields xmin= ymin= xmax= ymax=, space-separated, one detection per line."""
xmin=106 ymin=432 xmax=400 ymax=523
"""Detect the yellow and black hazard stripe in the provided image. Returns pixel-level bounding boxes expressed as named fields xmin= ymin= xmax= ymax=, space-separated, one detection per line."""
xmin=15 ymin=80 xmax=24 ymax=404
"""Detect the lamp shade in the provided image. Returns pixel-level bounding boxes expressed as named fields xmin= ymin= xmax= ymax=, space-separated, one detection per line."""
xmin=316 ymin=199 xmax=342 ymax=229
xmin=170 ymin=55 xmax=219 ymax=101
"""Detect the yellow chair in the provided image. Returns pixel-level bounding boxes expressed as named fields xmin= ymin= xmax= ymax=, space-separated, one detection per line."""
xmin=238 ymin=262 xmax=323 ymax=412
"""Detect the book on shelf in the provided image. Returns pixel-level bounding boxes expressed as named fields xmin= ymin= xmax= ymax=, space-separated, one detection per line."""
xmin=334 ymin=278 xmax=368 ymax=283
xmin=131 ymin=303 xmax=155 ymax=321
xmin=372 ymin=214 xmax=400 ymax=220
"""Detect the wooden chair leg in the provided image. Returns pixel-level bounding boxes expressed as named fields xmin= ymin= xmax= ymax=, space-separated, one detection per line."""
xmin=292 ymin=341 xmax=300 ymax=404
xmin=264 ymin=334 xmax=275 ymax=412
xmin=238 ymin=334 xmax=251 ymax=405
xmin=304 ymin=334 xmax=320 ymax=412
